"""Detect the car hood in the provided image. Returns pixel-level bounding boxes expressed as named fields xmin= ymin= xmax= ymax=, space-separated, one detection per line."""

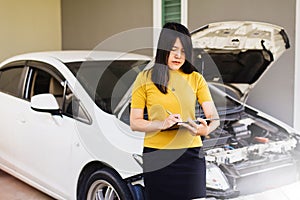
xmin=191 ymin=21 xmax=290 ymax=101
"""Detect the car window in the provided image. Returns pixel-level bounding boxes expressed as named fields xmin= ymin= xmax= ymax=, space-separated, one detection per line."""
xmin=28 ymin=68 xmax=64 ymax=107
xmin=0 ymin=67 xmax=24 ymax=97
xmin=63 ymin=84 xmax=91 ymax=124
xmin=27 ymin=67 xmax=90 ymax=123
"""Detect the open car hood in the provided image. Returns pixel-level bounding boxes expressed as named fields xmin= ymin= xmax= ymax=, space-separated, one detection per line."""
xmin=191 ymin=21 xmax=290 ymax=101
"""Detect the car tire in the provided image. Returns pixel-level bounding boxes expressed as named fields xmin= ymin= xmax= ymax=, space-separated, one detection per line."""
xmin=78 ymin=167 xmax=133 ymax=200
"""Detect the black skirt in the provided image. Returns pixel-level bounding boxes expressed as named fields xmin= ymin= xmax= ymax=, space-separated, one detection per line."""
xmin=142 ymin=147 xmax=206 ymax=200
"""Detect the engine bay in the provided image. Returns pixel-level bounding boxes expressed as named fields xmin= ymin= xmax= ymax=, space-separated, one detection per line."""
xmin=204 ymin=113 xmax=297 ymax=162
xmin=204 ymin=111 xmax=299 ymax=198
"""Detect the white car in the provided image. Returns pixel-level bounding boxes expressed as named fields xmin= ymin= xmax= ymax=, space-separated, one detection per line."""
xmin=0 ymin=51 xmax=149 ymax=200
xmin=0 ymin=21 xmax=299 ymax=200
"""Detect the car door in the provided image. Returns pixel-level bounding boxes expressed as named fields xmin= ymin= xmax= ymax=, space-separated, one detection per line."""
xmin=13 ymin=61 xmax=88 ymax=198
xmin=0 ymin=62 xmax=27 ymax=168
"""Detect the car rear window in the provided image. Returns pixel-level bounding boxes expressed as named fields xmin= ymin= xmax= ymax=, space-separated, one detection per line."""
xmin=0 ymin=67 xmax=24 ymax=97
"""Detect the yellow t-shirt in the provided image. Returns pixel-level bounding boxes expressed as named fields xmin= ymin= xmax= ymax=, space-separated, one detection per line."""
xmin=131 ymin=69 xmax=212 ymax=149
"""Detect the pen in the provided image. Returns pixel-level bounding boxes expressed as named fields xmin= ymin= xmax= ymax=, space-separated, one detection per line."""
xmin=166 ymin=110 xmax=220 ymax=123
xmin=166 ymin=110 xmax=180 ymax=120
xmin=166 ymin=110 xmax=173 ymax=115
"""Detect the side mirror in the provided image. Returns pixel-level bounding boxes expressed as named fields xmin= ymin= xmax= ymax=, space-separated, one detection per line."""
xmin=31 ymin=93 xmax=61 ymax=115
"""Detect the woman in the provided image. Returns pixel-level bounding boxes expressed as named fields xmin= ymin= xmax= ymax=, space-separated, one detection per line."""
xmin=130 ymin=22 xmax=220 ymax=200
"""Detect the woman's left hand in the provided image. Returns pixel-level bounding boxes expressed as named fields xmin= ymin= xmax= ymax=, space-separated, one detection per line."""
xmin=180 ymin=118 xmax=209 ymax=136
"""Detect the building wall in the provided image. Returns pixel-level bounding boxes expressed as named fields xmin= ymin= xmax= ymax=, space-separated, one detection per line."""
xmin=61 ymin=0 xmax=153 ymax=53
xmin=295 ymin=1 xmax=300 ymax=130
xmin=0 ymin=0 xmax=61 ymax=62
xmin=188 ymin=0 xmax=296 ymax=126
xmin=0 ymin=0 xmax=296 ymax=127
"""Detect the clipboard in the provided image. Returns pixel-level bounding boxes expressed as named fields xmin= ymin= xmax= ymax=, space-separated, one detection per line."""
xmin=162 ymin=119 xmax=220 ymax=131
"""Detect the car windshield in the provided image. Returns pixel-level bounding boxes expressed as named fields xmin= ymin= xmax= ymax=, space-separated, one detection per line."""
xmin=65 ymin=60 xmax=242 ymax=118
xmin=65 ymin=60 xmax=149 ymax=114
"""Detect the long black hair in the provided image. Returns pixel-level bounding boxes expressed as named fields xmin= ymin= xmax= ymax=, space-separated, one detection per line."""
xmin=151 ymin=22 xmax=197 ymax=94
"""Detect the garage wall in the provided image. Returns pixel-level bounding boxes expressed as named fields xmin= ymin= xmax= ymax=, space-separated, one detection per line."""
xmin=188 ymin=0 xmax=296 ymax=126
xmin=61 ymin=0 xmax=153 ymax=52
xmin=295 ymin=1 xmax=300 ymax=130
xmin=61 ymin=0 xmax=296 ymax=127
xmin=0 ymin=0 xmax=62 ymax=62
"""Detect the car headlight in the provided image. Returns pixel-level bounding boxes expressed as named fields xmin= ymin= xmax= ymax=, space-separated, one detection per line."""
xmin=206 ymin=162 xmax=230 ymax=191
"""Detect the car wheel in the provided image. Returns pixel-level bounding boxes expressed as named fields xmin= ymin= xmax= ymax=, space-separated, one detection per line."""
xmin=79 ymin=168 xmax=133 ymax=200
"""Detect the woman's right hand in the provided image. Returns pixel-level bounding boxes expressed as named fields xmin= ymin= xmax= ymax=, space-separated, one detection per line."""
xmin=130 ymin=108 xmax=182 ymax=132
xmin=161 ymin=114 xmax=182 ymax=130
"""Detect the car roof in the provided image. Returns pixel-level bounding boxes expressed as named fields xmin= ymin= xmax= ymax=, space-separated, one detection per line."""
xmin=0 ymin=50 xmax=151 ymax=66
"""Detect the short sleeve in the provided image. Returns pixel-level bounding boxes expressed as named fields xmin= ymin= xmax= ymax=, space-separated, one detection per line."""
xmin=196 ymin=73 xmax=213 ymax=104
xmin=131 ymin=72 xmax=147 ymax=109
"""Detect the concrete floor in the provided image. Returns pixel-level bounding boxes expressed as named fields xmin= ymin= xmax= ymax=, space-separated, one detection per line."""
xmin=231 ymin=181 xmax=300 ymax=200
xmin=1 ymin=169 xmax=299 ymax=200
xmin=0 ymin=170 xmax=54 ymax=200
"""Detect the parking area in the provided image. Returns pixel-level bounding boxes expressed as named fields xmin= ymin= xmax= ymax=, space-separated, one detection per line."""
xmin=1 ymin=168 xmax=300 ymax=200
xmin=0 ymin=170 xmax=53 ymax=200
